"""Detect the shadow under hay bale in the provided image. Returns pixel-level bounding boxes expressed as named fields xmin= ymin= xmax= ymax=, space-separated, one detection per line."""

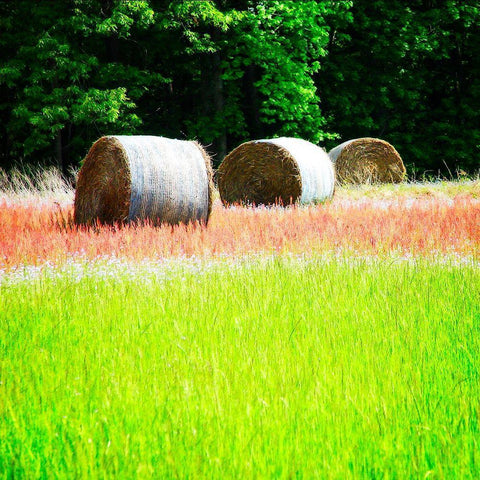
xmin=217 ymin=137 xmax=335 ymax=206
xmin=328 ymin=137 xmax=406 ymax=184
xmin=74 ymin=136 xmax=214 ymax=227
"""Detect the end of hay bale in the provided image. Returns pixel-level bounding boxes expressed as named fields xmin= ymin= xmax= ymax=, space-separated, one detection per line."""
xmin=74 ymin=136 xmax=131 ymax=227
xmin=218 ymin=140 xmax=302 ymax=206
xmin=329 ymin=137 xmax=406 ymax=184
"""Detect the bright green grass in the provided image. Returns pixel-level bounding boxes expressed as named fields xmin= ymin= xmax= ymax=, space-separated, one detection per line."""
xmin=1 ymin=257 xmax=479 ymax=478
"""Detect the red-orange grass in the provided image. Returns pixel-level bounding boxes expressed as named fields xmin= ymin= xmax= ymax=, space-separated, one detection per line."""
xmin=0 ymin=197 xmax=478 ymax=270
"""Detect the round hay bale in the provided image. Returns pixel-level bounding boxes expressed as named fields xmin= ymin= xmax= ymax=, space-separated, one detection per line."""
xmin=328 ymin=137 xmax=406 ymax=184
xmin=217 ymin=137 xmax=335 ymax=206
xmin=74 ymin=135 xmax=214 ymax=227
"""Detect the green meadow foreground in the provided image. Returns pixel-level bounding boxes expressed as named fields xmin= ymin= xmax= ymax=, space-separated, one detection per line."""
xmin=1 ymin=256 xmax=479 ymax=478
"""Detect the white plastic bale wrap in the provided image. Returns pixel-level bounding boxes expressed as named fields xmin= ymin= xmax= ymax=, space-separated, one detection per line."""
xmin=265 ymin=137 xmax=335 ymax=204
xmin=117 ymin=136 xmax=210 ymax=224
xmin=328 ymin=139 xmax=356 ymax=163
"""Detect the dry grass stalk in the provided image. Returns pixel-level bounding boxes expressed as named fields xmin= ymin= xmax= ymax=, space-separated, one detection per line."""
xmin=217 ymin=137 xmax=335 ymax=206
xmin=329 ymin=138 xmax=406 ymax=184
xmin=74 ymin=135 xmax=213 ymax=227
xmin=0 ymin=166 xmax=74 ymax=206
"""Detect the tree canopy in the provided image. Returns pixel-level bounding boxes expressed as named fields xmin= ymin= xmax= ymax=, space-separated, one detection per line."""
xmin=1 ymin=0 xmax=478 ymax=174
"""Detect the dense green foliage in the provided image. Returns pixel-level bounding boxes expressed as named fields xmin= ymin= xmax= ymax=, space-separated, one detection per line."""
xmin=1 ymin=257 xmax=479 ymax=477
xmin=1 ymin=1 xmax=479 ymax=173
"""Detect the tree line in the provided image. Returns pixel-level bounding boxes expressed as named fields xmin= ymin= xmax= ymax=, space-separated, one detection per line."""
xmin=1 ymin=0 xmax=479 ymax=175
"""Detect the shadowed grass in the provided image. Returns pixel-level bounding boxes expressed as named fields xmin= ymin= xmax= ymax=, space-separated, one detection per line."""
xmin=1 ymin=257 xmax=479 ymax=478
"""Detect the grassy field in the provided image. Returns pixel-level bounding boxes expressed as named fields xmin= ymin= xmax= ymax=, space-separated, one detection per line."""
xmin=1 ymin=256 xmax=479 ymax=478
xmin=0 ymin=172 xmax=479 ymax=478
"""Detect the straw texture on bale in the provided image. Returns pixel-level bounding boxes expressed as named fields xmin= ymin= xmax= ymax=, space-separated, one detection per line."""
xmin=218 ymin=137 xmax=335 ymax=206
xmin=74 ymin=135 xmax=214 ymax=226
xmin=329 ymin=137 xmax=406 ymax=184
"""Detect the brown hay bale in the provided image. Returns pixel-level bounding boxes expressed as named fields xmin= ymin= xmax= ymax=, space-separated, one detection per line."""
xmin=74 ymin=135 xmax=214 ymax=227
xmin=217 ymin=137 xmax=335 ymax=206
xmin=329 ymin=138 xmax=406 ymax=184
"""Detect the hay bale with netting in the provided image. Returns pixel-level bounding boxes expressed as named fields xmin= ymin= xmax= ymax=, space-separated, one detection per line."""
xmin=74 ymin=135 xmax=214 ymax=227
xmin=328 ymin=137 xmax=406 ymax=184
xmin=217 ymin=137 xmax=335 ymax=206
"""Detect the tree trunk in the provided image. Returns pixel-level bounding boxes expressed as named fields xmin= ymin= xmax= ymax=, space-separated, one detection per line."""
xmin=211 ymin=52 xmax=227 ymax=161
xmin=200 ymin=52 xmax=226 ymax=165
xmin=55 ymin=131 xmax=63 ymax=172
xmin=244 ymin=65 xmax=263 ymax=139
xmin=101 ymin=0 xmax=119 ymax=62
xmin=105 ymin=36 xmax=120 ymax=62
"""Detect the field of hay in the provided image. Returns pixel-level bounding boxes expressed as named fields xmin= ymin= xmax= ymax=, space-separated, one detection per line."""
xmin=1 ymin=170 xmax=479 ymax=478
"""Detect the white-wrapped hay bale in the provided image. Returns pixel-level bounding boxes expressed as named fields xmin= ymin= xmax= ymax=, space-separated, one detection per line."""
xmin=74 ymin=135 xmax=214 ymax=226
xmin=329 ymin=137 xmax=406 ymax=184
xmin=217 ymin=137 xmax=335 ymax=206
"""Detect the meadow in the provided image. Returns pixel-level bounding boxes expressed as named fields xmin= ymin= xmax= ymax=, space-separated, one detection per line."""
xmin=0 ymin=170 xmax=479 ymax=478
